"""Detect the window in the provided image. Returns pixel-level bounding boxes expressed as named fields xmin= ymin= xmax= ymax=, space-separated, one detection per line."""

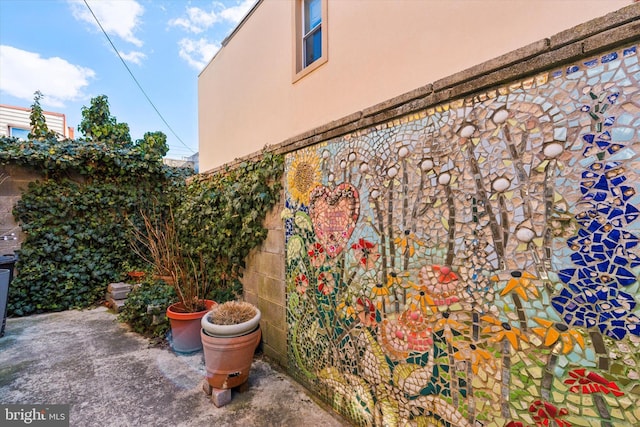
xmin=9 ymin=126 xmax=29 ymax=140
xmin=293 ymin=0 xmax=327 ymax=81
xmin=303 ymin=0 xmax=322 ymax=67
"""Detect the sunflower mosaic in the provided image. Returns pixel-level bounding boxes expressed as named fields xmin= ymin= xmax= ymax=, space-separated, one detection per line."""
xmin=287 ymin=148 xmax=322 ymax=205
xmin=284 ymin=44 xmax=640 ymax=426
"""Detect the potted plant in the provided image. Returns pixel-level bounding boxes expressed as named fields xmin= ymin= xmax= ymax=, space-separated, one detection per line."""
xmin=200 ymin=301 xmax=261 ymax=389
xmin=131 ymin=209 xmax=215 ymax=353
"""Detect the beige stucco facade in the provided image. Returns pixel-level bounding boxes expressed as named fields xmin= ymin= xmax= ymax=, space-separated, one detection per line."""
xmin=198 ymin=0 xmax=632 ymax=172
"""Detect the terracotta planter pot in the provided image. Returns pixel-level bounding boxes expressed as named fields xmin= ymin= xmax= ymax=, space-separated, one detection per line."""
xmin=127 ymin=271 xmax=145 ymax=283
xmin=166 ymin=300 xmax=216 ymax=353
xmin=201 ymin=326 xmax=261 ymax=389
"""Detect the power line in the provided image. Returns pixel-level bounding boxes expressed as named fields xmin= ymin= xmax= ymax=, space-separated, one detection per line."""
xmin=82 ymin=0 xmax=195 ymax=155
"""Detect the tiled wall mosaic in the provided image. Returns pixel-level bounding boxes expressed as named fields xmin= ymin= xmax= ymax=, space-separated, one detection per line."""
xmin=283 ymin=44 xmax=640 ymax=426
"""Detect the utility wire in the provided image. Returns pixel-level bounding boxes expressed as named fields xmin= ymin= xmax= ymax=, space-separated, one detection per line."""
xmin=82 ymin=0 xmax=195 ymax=155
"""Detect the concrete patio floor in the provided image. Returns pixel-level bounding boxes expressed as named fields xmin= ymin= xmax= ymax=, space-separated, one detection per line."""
xmin=0 ymin=307 xmax=349 ymax=427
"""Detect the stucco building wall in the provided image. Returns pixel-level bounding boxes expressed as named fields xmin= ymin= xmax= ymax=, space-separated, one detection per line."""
xmin=198 ymin=0 xmax=631 ymax=172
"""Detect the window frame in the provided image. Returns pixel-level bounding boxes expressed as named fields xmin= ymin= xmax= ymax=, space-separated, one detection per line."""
xmin=293 ymin=0 xmax=328 ymax=82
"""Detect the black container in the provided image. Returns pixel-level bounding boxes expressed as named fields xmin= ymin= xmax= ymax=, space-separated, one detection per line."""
xmin=0 ymin=254 xmax=16 ymax=337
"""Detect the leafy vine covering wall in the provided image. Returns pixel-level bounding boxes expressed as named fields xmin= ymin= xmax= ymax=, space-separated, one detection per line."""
xmin=283 ymin=44 xmax=640 ymax=426
xmin=0 ymin=136 xmax=186 ymax=315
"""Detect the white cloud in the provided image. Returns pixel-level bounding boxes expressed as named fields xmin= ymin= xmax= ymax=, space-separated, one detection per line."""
xmin=0 ymin=45 xmax=95 ymax=108
xmin=169 ymin=7 xmax=217 ymax=34
xmin=218 ymin=0 xmax=255 ymax=23
xmin=169 ymin=0 xmax=255 ymax=34
xmin=119 ymin=50 xmax=146 ymax=65
xmin=177 ymin=38 xmax=220 ymax=70
xmin=169 ymin=1 xmax=255 ymax=69
xmin=69 ymin=0 xmax=144 ymax=47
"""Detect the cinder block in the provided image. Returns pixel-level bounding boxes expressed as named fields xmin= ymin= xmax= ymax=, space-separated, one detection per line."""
xmin=263 ymin=322 xmax=287 ymax=354
xmin=241 ymin=270 xmax=258 ymax=294
xmin=108 ymin=297 xmax=126 ymax=313
xmin=243 ymin=290 xmax=258 ymax=307
xmin=261 ymin=229 xmax=284 ymax=254
xmin=235 ymin=381 xmax=250 ymax=393
xmin=257 ymin=252 xmax=284 ymax=280
xmin=263 ymin=343 xmax=287 ymax=368
xmin=258 ymin=297 xmax=285 ymax=326
xmin=106 ymin=288 xmax=130 ymax=299
xmin=202 ymin=381 xmax=212 ymax=395
xmin=107 ymin=282 xmax=132 ymax=293
xmin=262 ymin=201 xmax=284 ymax=229
xmin=257 ymin=275 xmax=284 ymax=305
xmin=210 ymin=387 xmax=232 ymax=407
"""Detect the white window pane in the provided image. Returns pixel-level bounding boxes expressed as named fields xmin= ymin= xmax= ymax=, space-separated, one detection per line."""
xmin=9 ymin=127 xmax=29 ymax=140
xmin=304 ymin=27 xmax=322 ymax=66
xmin=304 ymin=0 xmax=321 ymax=34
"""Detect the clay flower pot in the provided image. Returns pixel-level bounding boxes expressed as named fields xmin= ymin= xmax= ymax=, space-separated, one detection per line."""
xmin=201 ymin=327 xmax=261 ymax=389
xmin=200 ymin=301 xmax=262 ymax=389
xmin=127 ymin=271 xmax=145 ymax=283
xmin=166 ymin=299 xmax=216 ymax=353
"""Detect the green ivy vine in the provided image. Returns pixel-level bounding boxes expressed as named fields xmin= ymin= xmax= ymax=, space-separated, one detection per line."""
xmin=177 ymin=151 xmax=284 ymax=303
xmin=0 ymin=137 xmax=169 ymax=179
xmin=1 ymin=116 xmax=283 ymax=335
xmin=2 ymin=135 xmax=188 ymax=316
xmin=118 ymin=278 xmax=176 ymax=339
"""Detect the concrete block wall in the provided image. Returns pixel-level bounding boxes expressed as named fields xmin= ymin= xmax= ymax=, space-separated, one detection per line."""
xmin=241 ymin=191 xmax=288 ymax=366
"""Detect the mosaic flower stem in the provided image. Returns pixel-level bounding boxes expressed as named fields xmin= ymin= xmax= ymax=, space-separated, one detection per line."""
xmin=540 ymin=342 xmax=560 ymax=401
xmin=501 ymin=340 xmax=512 ymax=418
xmin=387 ymin=182 xmax=402 ymax=312
xmin=503 ymin=126 xmax=530 ymax=189
xmin=468 ymin=311 xmax=483 ymax=424
xmin=291 ymin=321 xmax=317 ymax=380
xmin=542 ymin=160 xmax=559 ymax=268
xmin=498 ymin=194 xmax=510 ymax=251
xmin=373 ymin=198 xmax=388 ymax=280
xmin=405 ymin=171 xmax=425 ymax=271
xmin=314 ymin=282 xmax=354 ymax=358
xmin=447 ymin=339 xmax=460 ymax=408
xmin=589 ymin=330 xmax=609 ymax=370
xmin=337 ymin=255 xmax=346 ymax=292
xmin=593 ymin=394 xmax=613 ymax=427
xmin=401 ymin=159 xmax=409 ymax=234
xmin=472 ymin=312 xmax=480 ymax=341
xmin=444 ymin=183 xmax=456 ymax=267
xmin=346 ymin=270 xmax=357 ymax=288
xmin=511 ymin=293 xmax=528 ymax=332
xmin=466 ymin=358 xmax=475 ymax=425
xmin=462 ymin=136 xmax=505 ymax=268
xmin=387 ymin=182 xmax=396 ymax=271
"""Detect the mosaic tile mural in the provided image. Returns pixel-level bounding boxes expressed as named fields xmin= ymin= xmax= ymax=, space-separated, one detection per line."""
xmin=283 ymin=44 xmax=640 ymax=426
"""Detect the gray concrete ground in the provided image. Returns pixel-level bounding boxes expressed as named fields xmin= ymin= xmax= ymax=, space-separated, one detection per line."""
xmin=0 ymin=307 xmax=349 ymax=427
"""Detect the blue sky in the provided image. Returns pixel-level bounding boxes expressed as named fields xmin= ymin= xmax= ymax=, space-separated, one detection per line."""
xmin=0 ymin=0 xmax=256 ymax=159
